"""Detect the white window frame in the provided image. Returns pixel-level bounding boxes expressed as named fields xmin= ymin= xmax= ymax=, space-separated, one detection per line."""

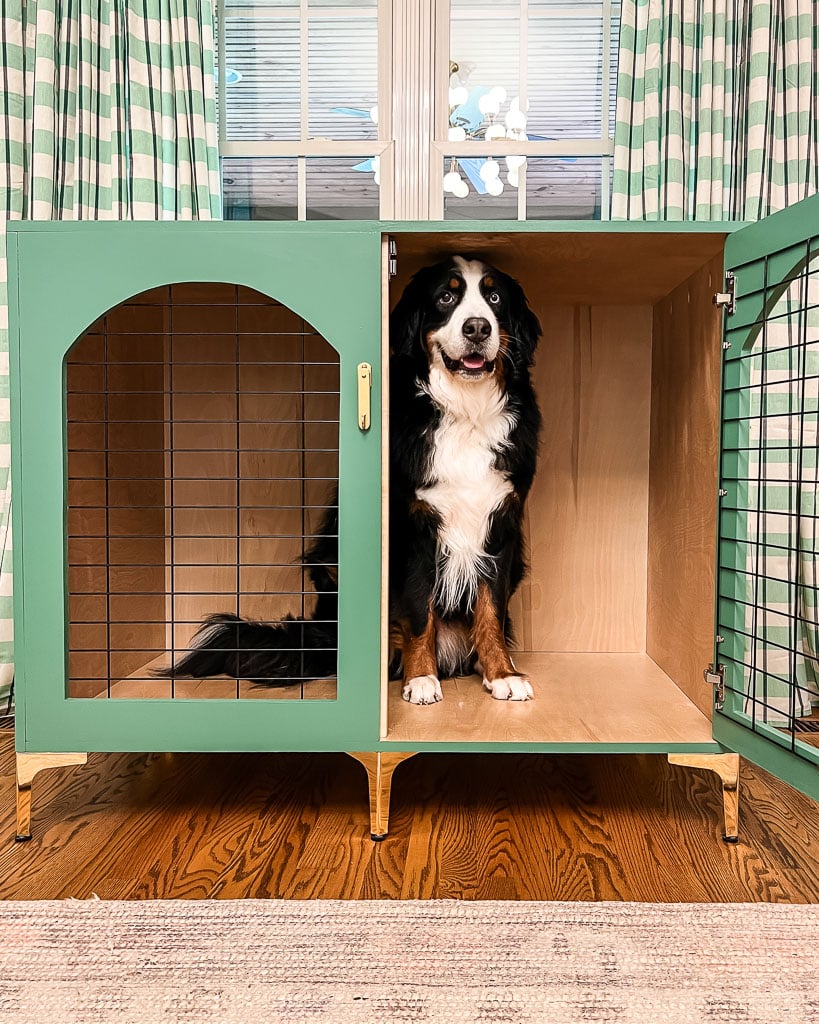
xmin=217 ymin=1 xmax=617 ymax=221
xmin=218 ymin=1 xmax=395 ymax=218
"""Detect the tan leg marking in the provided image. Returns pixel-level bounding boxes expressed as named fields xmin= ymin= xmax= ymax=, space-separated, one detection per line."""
xmin=401 ymin=610 xmax=443 ymax=705
xmin=473 ymin=582 xmax=533 ymax=701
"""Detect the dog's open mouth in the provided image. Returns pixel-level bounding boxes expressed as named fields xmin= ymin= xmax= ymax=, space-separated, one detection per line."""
xmin=442 ymin=352 xmax=495 ymax=377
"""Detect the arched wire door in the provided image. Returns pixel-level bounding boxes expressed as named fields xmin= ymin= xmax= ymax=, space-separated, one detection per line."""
xmin=65 ymin=283 xmax=340 ymax=701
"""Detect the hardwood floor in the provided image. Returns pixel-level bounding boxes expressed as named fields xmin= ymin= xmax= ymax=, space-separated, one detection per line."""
xmin=0 ymin=728 xmax=817 ymax=902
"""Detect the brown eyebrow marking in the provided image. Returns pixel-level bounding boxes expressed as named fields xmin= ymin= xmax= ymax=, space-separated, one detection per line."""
xmin=483 ymin=275 xmax=495 ymax=288
xmin=448 ymin=277 xmax=462 ymax=290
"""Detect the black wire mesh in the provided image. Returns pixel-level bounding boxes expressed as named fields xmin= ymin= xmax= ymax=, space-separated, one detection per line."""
xmin=718 ymin=241 xmax=819 ymax=757
xmin=65 ymin=283 xmax=340 ymax=700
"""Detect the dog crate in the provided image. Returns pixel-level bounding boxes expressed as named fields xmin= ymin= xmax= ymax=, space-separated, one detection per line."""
xmin=7 ymin=208 xmax=819 ymax=841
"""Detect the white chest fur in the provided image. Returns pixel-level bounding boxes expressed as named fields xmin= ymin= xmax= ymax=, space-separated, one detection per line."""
xmin=417 ymin=368 xmax=517 ymax=612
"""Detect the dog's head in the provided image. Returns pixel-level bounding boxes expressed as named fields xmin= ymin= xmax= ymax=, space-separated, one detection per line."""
xmin=390 ymin=255 xmax=541 ymax=382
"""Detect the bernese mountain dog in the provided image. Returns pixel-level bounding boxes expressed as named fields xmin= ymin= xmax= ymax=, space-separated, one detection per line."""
xmin=160 ymin=255 xmax=542 ymax=704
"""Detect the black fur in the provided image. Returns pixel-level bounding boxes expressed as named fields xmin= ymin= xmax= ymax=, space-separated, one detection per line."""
xmin=160 ymin=257 xmax=541 ymax=687
xmin=388 ymin=259 xmax=541 ymax=677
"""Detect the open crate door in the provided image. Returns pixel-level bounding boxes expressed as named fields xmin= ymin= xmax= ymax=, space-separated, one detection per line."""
xmin=715 ymin=197 xmax=819 ymax=800
xmin=9 ymin=223 xmax=382 ymax=752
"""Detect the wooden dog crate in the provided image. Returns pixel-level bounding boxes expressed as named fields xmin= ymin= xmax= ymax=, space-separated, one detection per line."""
xmin=7 ymin=210 xmax=819 ymax=842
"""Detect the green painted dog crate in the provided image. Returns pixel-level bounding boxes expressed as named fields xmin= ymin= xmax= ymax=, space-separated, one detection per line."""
xmin=7 ymin=205 xmax=819 ymax=841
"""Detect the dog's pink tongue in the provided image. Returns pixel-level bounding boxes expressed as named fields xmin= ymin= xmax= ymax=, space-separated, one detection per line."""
xmin=462 ymin=355 xmax=486 ymax=369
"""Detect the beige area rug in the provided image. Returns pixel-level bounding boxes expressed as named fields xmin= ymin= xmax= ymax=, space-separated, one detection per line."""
xmin=0 ymin=899 xmax=817 ymax=1023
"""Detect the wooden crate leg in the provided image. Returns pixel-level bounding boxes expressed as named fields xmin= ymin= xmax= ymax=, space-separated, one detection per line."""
xmin=347 ymin=752 xmax=417 ymax=841
xmin=668 ymin=753 xmax=740 ymax=843
xmin=15 ymin=752 xmax=89 ymax=842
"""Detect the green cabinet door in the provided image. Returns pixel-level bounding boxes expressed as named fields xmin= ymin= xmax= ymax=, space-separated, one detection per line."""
xmin=715 ymin=196 xmax=819 ymax=800
xmin=8 ymin=222 xmax=383 ymax=753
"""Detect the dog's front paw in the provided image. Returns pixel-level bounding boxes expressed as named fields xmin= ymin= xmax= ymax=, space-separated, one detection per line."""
xmin=483 ymin=674 xmax=533 ymax=701
xmin=402 ymin=675 xmax=443 ymax=705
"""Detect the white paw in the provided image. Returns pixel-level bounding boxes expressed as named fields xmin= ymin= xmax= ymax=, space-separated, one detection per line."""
xmin=483 ymin=675 xmax=533 ymax=701
xmin=402 ymin=675 xmax=443 ymax=705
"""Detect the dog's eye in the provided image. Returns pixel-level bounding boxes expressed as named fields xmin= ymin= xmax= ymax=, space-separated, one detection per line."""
xmin=438 ymin=291 xmax=455 ymax=306
xmin=488 ymin=292 xmax=501 ymax=305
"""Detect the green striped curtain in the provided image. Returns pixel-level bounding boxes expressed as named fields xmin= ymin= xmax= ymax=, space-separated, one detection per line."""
xmin=612 ymin=0 xmax=819 ymax=221
xmin=0 ymin=0 xmax=221 ymax=701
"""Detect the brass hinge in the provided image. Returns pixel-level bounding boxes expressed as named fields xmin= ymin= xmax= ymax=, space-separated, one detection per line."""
xmin=388 ymin=237 xmax=398 ymax=279
xmin=705 ymin=663 xmax=726 ymax=711
xmin=713 ymin=271 xmax=736 ymax=316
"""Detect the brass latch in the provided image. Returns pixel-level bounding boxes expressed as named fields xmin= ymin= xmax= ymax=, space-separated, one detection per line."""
xmin=357 ymin=362 xmax=372 ymax=431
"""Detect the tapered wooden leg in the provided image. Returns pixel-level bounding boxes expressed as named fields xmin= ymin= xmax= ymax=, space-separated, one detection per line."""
xmin=668 ymin=753 xmax=740 ymax=843
xmin=348 ymin=752 xmax=417 ymax=841
xmin=15 ymin=752 xmax=88 ymax=841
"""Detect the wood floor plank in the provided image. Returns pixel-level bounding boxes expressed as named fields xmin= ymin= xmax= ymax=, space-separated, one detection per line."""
xmin=1 ymin=729 xmax=817 ymax=902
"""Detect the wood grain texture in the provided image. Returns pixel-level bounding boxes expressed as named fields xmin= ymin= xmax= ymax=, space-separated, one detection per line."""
xmin=522 ymin=305 xmax=653 ymax=653
xmin=385 ymin=651 xmax=712 ymax=745
xmin=392 ymin=232 xmax=728 ymax=306
xmin=647 ymin=255 xmax=724 ymax=716
xmin=1 ymin=729 xmax=817 ymax=902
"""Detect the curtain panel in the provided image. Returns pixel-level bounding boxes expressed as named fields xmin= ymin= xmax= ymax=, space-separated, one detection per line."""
xmin=0 ymin=0 xmax=221 ymax=697
xmin=612 ymin=0 xmax=819 ymax=221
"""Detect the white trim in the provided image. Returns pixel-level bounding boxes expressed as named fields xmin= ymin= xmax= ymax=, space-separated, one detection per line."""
xmin=391 ymin=0 xmax=438 ymax=219
xmin=225 ymin=6 xmax=378 ymax=19
xmin=297 ymin=156 xmax=307 ymax=220
xmin=600 ymin=0 xmax=613 ymax=219
xmin=433 ymin=139 xmax=615 ymax=157
xmin=451 ymin=5 xmax=608 ymax=18
xmin=518 ymin=0 xmax=528 ymax=221
xmin=377 ymin=0 xmax=394 ymax=218
xmin=221 ymin=141 xmax=391 ymax=157
xmin=217 ymin=0 xmax=227 ymax=144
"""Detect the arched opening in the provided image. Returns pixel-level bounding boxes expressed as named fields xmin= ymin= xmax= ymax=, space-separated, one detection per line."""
xmin=65 ymin=282 xmax=340 ymax=700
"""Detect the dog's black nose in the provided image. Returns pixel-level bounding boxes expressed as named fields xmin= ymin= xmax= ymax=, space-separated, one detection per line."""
xmin=462 ymin=317 xmax=491 ymax=342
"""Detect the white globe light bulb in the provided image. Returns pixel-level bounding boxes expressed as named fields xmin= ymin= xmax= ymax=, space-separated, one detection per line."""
xmin=505 ymin=154 xmax=526 ymax=171
xmin=486 ymin=177 xmax=504 ymax=197
xmin=443 ymin=170 xmax=461 ymax=194
xmin=369 ymin=105 xmax=378 ymax=125
xmin=448 ymin=126 xmax=467 ymax=142
xmin=490 ymin=86 xmax=507 ymax=104
xmin=373 ymin=170 xmax=380 ymax=185
xmin=505 ymin=109 xmax=526 ymax=131
xmin=453 ymin=179 xmax=470 ymax=198
xmin=449 ymin=86 xmax=469 ymax=107
xmin=484 ymin=124 xmax=506 ymax=142
xmin=478 ymin=94 xmax=501 ymax=117
xmin=479 ymin=158 xmax=500 ymax=182
xmin=507 ymin=168 xmax=520 ymax=189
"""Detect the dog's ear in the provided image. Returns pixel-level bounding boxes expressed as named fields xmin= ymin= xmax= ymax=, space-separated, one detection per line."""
xmin=502 ymin=273 xmax=541 ymax=366
xmin=391 ymin=262 xmax=442 ymax=358
xmin=389 ymin=272 xmax=427 ymax=358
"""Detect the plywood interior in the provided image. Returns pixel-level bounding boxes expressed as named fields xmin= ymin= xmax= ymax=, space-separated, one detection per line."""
xmin=646 ymin=254 xmax=724 ymax=716
xmin=386 ymin=232 xmax=725 ymax=743
xmin=392 ymin=231 xmax=728 ymax=306
xmin=386 ymin=652 xmax=713 ymax=746
xmin=66 ymin=283 xmax=340 ymax=700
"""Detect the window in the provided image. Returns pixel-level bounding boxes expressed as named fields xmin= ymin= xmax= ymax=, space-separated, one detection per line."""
xmin=218 ymin=0 xmax=387 ymax=220
xmin=217 ymin=0 xmax=620 ymax=220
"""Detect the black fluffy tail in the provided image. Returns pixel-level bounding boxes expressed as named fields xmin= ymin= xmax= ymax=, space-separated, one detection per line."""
xmin=155 ymin=610 xmax=337 ymax=686
xmin=157 ymin=502 xmax=338 ymax=687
